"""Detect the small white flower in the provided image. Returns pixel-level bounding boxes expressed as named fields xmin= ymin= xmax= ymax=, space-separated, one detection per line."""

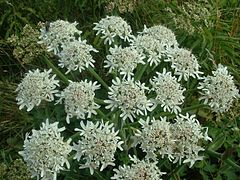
xmin=170 ymin=113 xmax=211 ymax=167
xmin=150 ymin=68 xmax=185 ymax=114
xmin=141 ymin=24 xmax=179 ymax=50
xmin=131 ymin=34 xmax=166 ymax=66
xmin=104 ymin=77 xmax=153 ymax=122
xmin=93 ymin=16 xmax=133 ymax=45
xmin=167 ymin=48 xmax=203 ymax=81
xmin=198 ymin=64 xmax=239 ymax=113
xmin=111 ymin=155 xmax=165 ymax=180
xmin=19 ymin=119 xmax=72 ymax=180
xmin=39 ymin=20 xmax=82 ymax=54
xmin=56 ymin=80 xmax=100 ymax=123
xmin=57 ymin=39 xmax=98 ymax=74
xmin=16 ymin=69 xmax=59 ymax=112
xmin=72 ymin=120 xmax=123 ymax=175
xmin=131 ymin=24 xmax=179 ymax=66
xmin=105 ymin=45 xmax=145 ymax=78
xmin=135 ymin=116 xmax=175 ymax=160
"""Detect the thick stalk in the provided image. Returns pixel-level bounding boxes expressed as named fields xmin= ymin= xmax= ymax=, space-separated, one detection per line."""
xmin=135 ymin=63 xmax=148 ymax=81
xmin=42 ymin=56 xmax=69 ymax=84
xmin=88 ymin=67 xmax=109 ymax=90
xmin=94 ymin=98 xmax=107 ymax=105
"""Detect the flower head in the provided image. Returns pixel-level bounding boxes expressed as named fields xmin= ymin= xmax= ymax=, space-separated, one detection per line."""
xmin=19 ymin=119 xmax=72 ymax=180
xmin=170 ymin=113 xmax=211 ymax=167
xmin=105 ymin=45 xmax=145 ymax=78
xmin=57 ymin=39 xmax=98 ymax=74
xmin=131 ymin=34 xmax=166 ymax=66
xmin=141 ymin=24 xmax=179 ymax=50
xmin=93 ymin=16 xmax=133 ymax=45
xmin=39 ymin=20 xmax=82 ymax=54
xmin=105 ymin=77 xmax=153 ymax=122
xmin=111 ymin=155 xmax=165 ymax=180
xmin=167 ymin=48 xmax=203 ymax=81
xmin=16 ymin=69 xmax=59 ymax=111
xmin=150 ymin=68 xmax=185 ymax=114
xmin=198 ymin=64 xmax=239 ymax=113
xmin=56 ymin=80 xmax=100 ymax=123
xmin=72 ymin=120 xmax=123 ymax=175
xmin=135 ymin=116 xmax=175 ymax=160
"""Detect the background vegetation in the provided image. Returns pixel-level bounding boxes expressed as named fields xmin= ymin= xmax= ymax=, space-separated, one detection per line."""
xmin=0 ymin=0 xmax=239 ymax=179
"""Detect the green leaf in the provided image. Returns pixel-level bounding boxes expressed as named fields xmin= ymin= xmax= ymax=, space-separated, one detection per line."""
xmin=222 ymin=169 xmax=238 ymax=180
xmin=209 ymin=134 xmax=226 ymax=151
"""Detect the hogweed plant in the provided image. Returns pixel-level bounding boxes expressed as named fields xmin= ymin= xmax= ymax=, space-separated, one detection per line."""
xmin=15 ymin=16 xmax=240 ymax=179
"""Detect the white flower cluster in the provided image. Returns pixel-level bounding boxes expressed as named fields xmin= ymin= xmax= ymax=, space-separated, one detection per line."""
xmin=170 ymin=113 xmax=212 ymax=167
xmin=105 ymin=45 xmax=145 ymax=78
xmin=39 ymin=20 xmax=98 ymax=74
xmin=16 ymin=69 xmax=59 ymax=111
xmin=150 ymin=68 xmax=185 ymax=114
xmin=57 ymin=39 xmax=98 ymax=74
xmin=72 ymin=120 xmax=123 ymax=175
xmin=131 ymin=34 xmax=166 ymax=66
xmin=19 ymin=119 xmax=72 ymax=180
xmin=111 ymin=155 xmax=165 ymax=180
xmin=167 ymin=48 xmax=203 ymax=81
xmin=105 ymin=77 xmax=153 ymax=122
xmin=39 ymin=20 xmax=82 ymax=54
xmin=56 ymin=80 xmax=100 ymax=123
xmin=17 ymin=16 xmax=240 ymax=179
xmin=141 ymin=24 xmax=179 ymax=50
xmin=93 ymin=16 xmax=133 ymax=45
xmin=136 ymin=114 xmax=211 ymax=167
xmin=198 ymin=64 xmax=239 ymax=113
xmin=135 ymin=117 xmax=174 ymax=160
xmin=131 ymin=24 xmax=178 ymax=66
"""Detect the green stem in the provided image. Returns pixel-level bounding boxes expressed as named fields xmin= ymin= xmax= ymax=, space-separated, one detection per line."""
xmin=42 ymin=56 xmax=69 ymax=84
xmin=70 ymin=131 xmax=80 ymax=141
xmin=225 ymin=159 xmax=240 ymax=170
xmin=135 ymin=63 xmax=148 ymax=81
xmin=88 ymin=67 xmax=109 ymax=90
xmin=67 ymin=154 xmax=76 ymax=165
xmin=167 ymin=164 xmax=185 ymax=178
xmin=92 ymin=0 xmax=97 ymax=21
xmin=158 ymin=159 xmax=168 ymax=168
xmin=154 ymin=104 xmax=207 ymax=118
xmin=96 ymin=109 xmax=111 ymax=121
xmin=181 ymin=104 xmax=207 ymax=113
xmin=206 ymin=149 xmax=240 ymax=170
xmin=115 ymin=110 xmax=122 ymax=129
xmin=95 ymin=170 xmax=105 ymax=180
xmin=205 ymin=149 xmax=221 ymax=158
xmin=94 ymin=98 xmax=107 ymax=105
xmin=106 ymin=108 xmax=118 ymax=118
xmin=173 ymin=173 xmax=181 ymax=180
